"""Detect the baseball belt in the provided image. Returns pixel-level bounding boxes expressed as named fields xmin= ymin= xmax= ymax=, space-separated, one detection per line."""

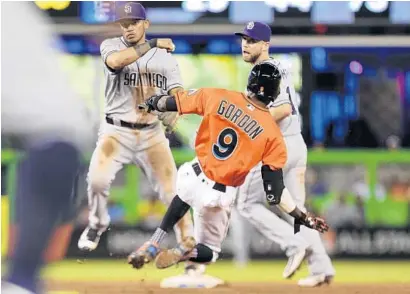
xmin=106 ymin=116 xmax=155 ymax=130
xmin=192 ymin=162 xmax=226 ymax=193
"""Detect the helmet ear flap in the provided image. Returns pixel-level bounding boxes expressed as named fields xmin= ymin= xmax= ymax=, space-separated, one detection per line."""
xmin=247 ymin=83 xmax=259 ymax=95
xmin=259 ymin=86 xmax=265 ymax=97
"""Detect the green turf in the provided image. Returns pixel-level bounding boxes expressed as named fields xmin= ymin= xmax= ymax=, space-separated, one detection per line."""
xmin=41 ymin=259 xmax=410 ymax=284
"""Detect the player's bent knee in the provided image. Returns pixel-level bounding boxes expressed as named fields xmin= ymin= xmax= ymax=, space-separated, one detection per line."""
xmin=237 ymin=203 xmax=254 ymax=219
xmin=172 ymin=191 xmax=193 ymax=207
xmin=188 ymin=243 xmax=219 ymax=264
xmin=88 ymin=175 xmax=110 ymax=194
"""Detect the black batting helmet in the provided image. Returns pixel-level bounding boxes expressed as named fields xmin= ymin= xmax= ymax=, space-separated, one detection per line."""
xmin=247 ymin=62 xmax=281 ymax=106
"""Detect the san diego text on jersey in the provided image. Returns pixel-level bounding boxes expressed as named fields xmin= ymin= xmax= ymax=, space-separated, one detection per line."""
xmin=123 ymin=72 xmax=168 ymax=91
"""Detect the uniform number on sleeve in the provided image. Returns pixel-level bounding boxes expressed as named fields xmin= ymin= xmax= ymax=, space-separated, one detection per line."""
xmin=212 ymin=128 xmax=238 ymax=160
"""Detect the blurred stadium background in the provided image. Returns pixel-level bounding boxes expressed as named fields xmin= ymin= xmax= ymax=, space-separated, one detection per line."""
xmin=1 ymin=1 xmax=410 ymax=292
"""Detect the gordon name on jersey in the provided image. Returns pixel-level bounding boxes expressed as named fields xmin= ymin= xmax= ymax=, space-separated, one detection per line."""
xmin=217 ymin=100 xmax=264 ymax=140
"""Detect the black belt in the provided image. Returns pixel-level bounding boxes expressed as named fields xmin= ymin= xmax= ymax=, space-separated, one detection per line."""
xmin=192 ymin=162 xmax=226 ymax=193
xmin=106 ymin=117 xmax=152 ymax=130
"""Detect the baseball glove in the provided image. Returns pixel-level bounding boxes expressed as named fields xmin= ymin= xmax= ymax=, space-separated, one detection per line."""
xmin=158 ymin=112 xmax=179 ymax=133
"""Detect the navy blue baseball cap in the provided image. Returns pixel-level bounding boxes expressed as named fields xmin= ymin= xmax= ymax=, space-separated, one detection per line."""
xmin=235 ymin=21 xmax=271 ymax=42
xmin=115 ymin=2 xmax=146 ymax=22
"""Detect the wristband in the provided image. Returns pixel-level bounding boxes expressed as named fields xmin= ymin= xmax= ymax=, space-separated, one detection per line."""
xmin=148 ymin=39 xmax=158 ymax=48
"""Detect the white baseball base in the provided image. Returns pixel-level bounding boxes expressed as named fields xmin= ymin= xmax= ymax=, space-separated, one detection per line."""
xmin=160 ymin=274 xmax=225 ymax=288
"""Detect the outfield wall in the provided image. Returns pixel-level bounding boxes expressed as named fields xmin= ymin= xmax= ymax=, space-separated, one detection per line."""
xmin=2 ymin=149 xmax=410 ymax=259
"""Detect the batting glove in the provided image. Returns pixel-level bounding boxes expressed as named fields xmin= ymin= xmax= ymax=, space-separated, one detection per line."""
xmin=295 ymin=212 xmax=329 ymax=234
xmin=138 ymin=95 xmax=167 ymax=113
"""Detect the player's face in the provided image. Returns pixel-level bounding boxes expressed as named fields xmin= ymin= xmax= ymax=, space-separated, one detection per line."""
xmin=241 ymin=36 xmax=268 ymax=64
xmin=119 ymin=19 xmax=149 ymax=44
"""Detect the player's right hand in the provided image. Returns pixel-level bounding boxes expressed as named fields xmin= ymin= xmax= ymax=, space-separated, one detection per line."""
xmin=156 ymin=38 xmax=176 ymax=52
xmin=298 ymin=212 xmax=329 ymax=233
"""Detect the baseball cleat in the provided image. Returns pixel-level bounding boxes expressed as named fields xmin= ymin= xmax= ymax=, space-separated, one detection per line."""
xmin=155 ymin=236 xmax=196 ymax=269
xmin=283 ymin=249 xmax=307 ymax=279
xmin=77 ymin=226 xmax=106 ymax=252
xmin=128 ymin=241 xmax=160 ymax=269
xmin=298 ymin=274 xmax=333 ymax=287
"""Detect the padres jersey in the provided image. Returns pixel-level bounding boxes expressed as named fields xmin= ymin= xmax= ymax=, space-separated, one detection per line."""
xmin=265 ymin=58 xmax=301 ymax=136
xmin=101 ymin=37 xmax=183 ymax=123
xmin=175 ymin=88 xmax=287 ymax=187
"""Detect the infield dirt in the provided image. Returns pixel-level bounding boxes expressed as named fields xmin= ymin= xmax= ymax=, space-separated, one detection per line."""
xmin=46 ymin=280 xmax=410 ymax=294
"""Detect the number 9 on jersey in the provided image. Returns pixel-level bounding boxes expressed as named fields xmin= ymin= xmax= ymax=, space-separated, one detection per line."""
xmin=212 ymin=128 xmax=238 ymax=160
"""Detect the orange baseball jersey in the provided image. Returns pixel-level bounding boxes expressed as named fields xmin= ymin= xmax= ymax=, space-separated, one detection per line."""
xmin=175 ymin=88 xmax=287 ymax=187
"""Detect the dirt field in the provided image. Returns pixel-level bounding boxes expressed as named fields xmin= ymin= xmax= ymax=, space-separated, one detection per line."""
xmin=46 ymin=281 xmax=410 ymax=294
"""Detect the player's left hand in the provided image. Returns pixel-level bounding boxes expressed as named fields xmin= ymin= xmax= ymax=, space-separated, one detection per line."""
xmin=298 ymin=212 xmax=329 ymax=233
xmin=158 ymin=112 xmax=179 ymax=133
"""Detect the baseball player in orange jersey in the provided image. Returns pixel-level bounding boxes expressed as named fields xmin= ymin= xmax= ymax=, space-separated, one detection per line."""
xmin=233 ymin=21 xmax=335 ymax=287
xmin=127 ymin=61 xmax=329 ymax=274
xmin=77 ymin=2 xmax=206 ymax=281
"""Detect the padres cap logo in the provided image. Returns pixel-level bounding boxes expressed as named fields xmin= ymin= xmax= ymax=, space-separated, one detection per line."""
xmin=247 ymin=21 xmax=255 ymax=30
xmin=124 ymin=4 xmax=132 ymax=14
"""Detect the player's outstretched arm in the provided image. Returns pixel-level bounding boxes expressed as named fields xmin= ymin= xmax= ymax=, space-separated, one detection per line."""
xmin=139 ymin=88 xmax=209 ymax=116
xmin=138 ymin=94 xmax=177 ymax=112
xmin=261 ymin=165 xmax=329 ymax=234
xmin=106 ymin=38 xmax=175 ymax=70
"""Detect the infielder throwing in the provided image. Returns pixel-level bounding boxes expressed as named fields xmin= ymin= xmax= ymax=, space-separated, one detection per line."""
xmin=127 ymin=62 xmax=329 ymax=272
xmin=234 ymin=22 xmax=335 ymax=287
xmin=77 ymin=2 xmax=200 ymax=277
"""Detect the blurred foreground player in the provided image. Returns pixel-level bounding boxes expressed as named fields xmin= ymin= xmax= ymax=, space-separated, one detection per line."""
xmin=128 ymin=62 xmax=329 ymax=278
xmin=233 ymin=21 xmax=335 ymax=286
xmin=1 ymin=2 xmax=92 ymax=293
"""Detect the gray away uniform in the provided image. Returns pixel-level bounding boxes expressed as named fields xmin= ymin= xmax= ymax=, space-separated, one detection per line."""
xmin=87 ymin=37 xmax=193 ymax=241
xmin=232 ymin=58 xmax=335 ymax=276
